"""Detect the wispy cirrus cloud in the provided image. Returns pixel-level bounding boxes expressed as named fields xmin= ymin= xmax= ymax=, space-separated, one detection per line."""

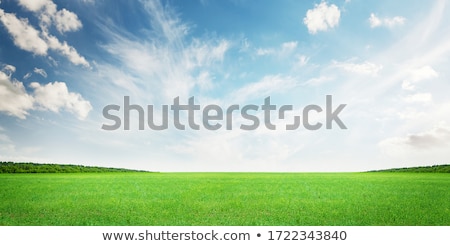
xmin=96 ymin=0 xmax=230 ymax=102
xmin=332 ymin=60 xmax=383 ymax=76
xmin=230 ymin=75 xmax=298 ymax=103
xmin=256 ymin=41 xmax=298 ymax=57
xmin=369 ymin=13 xmax=406 ymax=28
xmin=33 ymin=67 xmax=47 ymax=78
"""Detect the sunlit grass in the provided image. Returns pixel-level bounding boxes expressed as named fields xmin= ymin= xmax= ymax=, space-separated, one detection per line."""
xmin=0 ymin=172 xmax=448 ymax=225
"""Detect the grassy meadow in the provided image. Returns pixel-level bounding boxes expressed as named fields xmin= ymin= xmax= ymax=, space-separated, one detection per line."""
xmin=0 ymin=172 xmax=448 ymax=225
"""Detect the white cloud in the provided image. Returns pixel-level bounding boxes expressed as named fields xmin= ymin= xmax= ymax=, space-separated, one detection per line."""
xmin=30 ymin=81 xmax=92 ymax=120
xmin=368 ymin=13 xmax=382 ymax=28
xmin=18 ymin=0 xmax=82 ymax=33
xmin=0 ymin=70 xmax=34 ymax=119
xmin=141 ymin=0 xmax=189 ymax=44
xmin=281 ymin=41 xmax=297 ymax=54
xmin=401 ymin=80 xmax=415 ymax=90
xmin=230 ymin=75 xmax=298 ymax=102
xmin=196 ymin=71 xmax=213 ymax=91
xmin=98 ymin=0 xmax=230 ymax=101
xmin=17 ymin=0 xmax=48 ymax=12
xmin=81 ymin=0 xmax=95 ymax=4
xmin=303 ymin=2 xmax=340 ymax=34
xmin=0 ymin=67 xmax=91 ymax=120
xmin=239 ymin=37 xmax=250 ymax=52
xmin=401 ymin=65 xmax=438 ymax=90
xmin=0 ymin=9 xmax=48 ymax=55
xmin=403 ymin=93 xmax=433 ymax=104
xmin=53 ymin=8 xmax=82 ymax=33
xmin=369 ymin=13 xmax=405 ymax=28
xmin=256 ymin=41 xmax=297 ymax=57
xmin=409 ymin=65 xmax=438 ymax=82
xmin=23 ymin=72 xmax=32 ymax=79
xmin=397 ymin=109 xmax=427 ymax=120
xmin=210 ymin=40 xmax=229 ymax=61
xmin=333 ymin=60 xmax=383 ymax=75
xmin=3 ymin=64 xmax=16 ymax=75
xmin=167 ymin=128 xmax=305 ymax=171
xmin=102 ymin=36 xmax=229 ymax=100
xmin=0 ymin=7 xmax=88 ymax=67
xmin=384 ymin=16 xmax=406 ymax=28
xmin=295 ymin=55 xmax=309 ymax=67
xmin=41 ymin=30 xmax=90 ymax=67
xmin=188 ymin=39 xmax=229 ymax=67
xmin=256 ymin=48 xmax=274 ymax=56
xmin=303 ymin=76 xmax=333 ymax=86
xmin=33 ymin=67 xmax=47 ymax=78
xmin=380 ymin=124 xmax=450 ymax=150
xmin=47 ymin=56 xmax=58 ymax=66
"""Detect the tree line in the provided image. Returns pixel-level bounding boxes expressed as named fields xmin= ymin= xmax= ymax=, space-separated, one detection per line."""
xmin=0 ymin=162 xmax=149 ymax=173
xmin=369 ymin=164 xmax=450 ymax=173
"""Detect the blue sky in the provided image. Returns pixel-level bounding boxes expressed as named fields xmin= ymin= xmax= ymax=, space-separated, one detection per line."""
xmin=1 ymin=0 xmax=450 ymax=171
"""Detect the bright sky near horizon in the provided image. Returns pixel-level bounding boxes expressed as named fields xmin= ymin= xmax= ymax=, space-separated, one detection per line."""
xmin=1 ymin=0 xmax=449 ymax=172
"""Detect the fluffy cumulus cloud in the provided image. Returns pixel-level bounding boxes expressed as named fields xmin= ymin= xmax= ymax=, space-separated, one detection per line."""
xmin=0 ymin=1 xmax=89 ymax=67
xmin=303 ymin=2 xmax=340 ymax=34
xmin=17 ymin=0 xmax=82 ymax=33
xmin=0 ymin=65 xmax=92 ymax=120
xmin=16 ymin=0 xmax=48 ymax=12
xmin=0 ymin=69 xmax=34 ymax=119
xmin=0 ymin=9 xmax=48 ymax=55
xmin=53 ymin=8 xmax=82 ymax=33
xmin=30 ymin=82 xmax=92 ymax=120
xmin=369 ymin=13 xmax=406 ymax=28
xmin=41 ymin=30 xmax=89 ymax=67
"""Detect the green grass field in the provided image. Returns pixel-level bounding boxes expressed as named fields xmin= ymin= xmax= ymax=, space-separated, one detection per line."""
xmin=0 ymin=172 xmax=448 ymax=226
